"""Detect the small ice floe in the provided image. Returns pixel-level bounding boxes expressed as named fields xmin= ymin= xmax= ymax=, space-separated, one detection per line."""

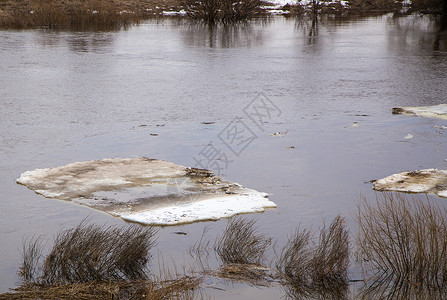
xmin=270 ymin=131 xmax=287 ymax=136
xmin=373 ymin=169 xmax=447 ymax=198
xmin=16 ymin=158 xmax=276 ymax=225
xmin=392 ymin=104 xmax=447 ymax=121
xmin=404 ymin=134 xmax=413 ymax=139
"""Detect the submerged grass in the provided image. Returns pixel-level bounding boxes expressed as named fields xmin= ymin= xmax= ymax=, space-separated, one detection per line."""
xmin=357 ymin=192 xmax=447 ymax=299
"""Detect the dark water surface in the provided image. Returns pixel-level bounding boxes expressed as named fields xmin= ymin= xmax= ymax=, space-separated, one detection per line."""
xmin=1 ymin=14 xmax=447 ymax=297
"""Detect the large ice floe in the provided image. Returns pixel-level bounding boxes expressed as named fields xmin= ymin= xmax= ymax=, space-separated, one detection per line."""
xmin=373 ymin=169 xmax=447 ymax=198
xmin=392 ymin=104 xmax=447 ymax=120
xmin=17 ymin=158 xmax=276 ymax=225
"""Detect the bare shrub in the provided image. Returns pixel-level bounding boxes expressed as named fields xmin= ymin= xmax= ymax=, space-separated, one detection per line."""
xmin=357 ymin=192 xmax=447 ymax=298
xmin=348 ymin=0 xmax=403 ymax=11
xmin=276 ymin=216 xmax=349 ymax=297
xmin=410 ymin=0 xmax=445 ymax=13
xmin=182 ymin=0 xmax=222 ymax=23
xmin=19 ymin=219 xmax=157 ymax=285
xmin=182 ymin=0 xmax=262 ymax=23
xmin=214 ymin=217 xmax=271 ymax=266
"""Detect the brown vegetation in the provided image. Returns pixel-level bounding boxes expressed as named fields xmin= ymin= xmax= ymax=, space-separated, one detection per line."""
xmin=181 ymin=0 xmax=262 ymax=23
xmin=410 ymin=0 xmax=445 ymax=13
xmin=214 ymin=217 xmax=271 ymax=265
xmin=0 ymin=0 xmax=177 ymax=29
xmin=19 ymin=219 xmax=157 ymax=285
xmin=2 ymin=276 xmax=202 ymax=299
xmin=7 ymin=194 xmax=447 ymax=299
xmin=276 ymin=215 xmax=349 ymax=298
xmin=348 ymin=0 xmax=403 ymax=11
xmin=357 ymin=192 xmax=447 ymax=299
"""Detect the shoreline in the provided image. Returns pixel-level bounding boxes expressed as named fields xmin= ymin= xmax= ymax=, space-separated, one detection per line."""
xmin=0 ymin=0 xmax=425 ymax=29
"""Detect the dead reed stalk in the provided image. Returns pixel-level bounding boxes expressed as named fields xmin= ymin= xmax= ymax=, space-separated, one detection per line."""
xmin=357 ymin=192 xmax=447 ymax=299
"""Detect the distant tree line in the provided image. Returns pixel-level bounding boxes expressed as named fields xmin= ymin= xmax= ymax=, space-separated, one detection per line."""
xmin=409 ymin=0 xmax=446 ymax=13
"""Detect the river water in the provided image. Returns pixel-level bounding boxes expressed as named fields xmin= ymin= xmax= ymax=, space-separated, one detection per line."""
xmin=1 ymin=14 xmax=447 ymax=298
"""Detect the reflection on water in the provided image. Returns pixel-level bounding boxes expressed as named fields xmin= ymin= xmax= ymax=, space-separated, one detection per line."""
xmin=180 ymin=21 xmax=269 ymax=48
xmin=283 ymin=284 xmax=348 ymax=300
xmin=359 ymin=278 xmax=447 ymax=300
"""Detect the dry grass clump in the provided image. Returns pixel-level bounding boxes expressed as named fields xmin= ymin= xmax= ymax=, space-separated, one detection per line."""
xmin=3 ymin=276 xmax=202 ymax=299
xmin=19 ymin=219 xmax=157 ymax=285
xmin=214 ymin=217 xmax=271 ymax=265
xmin=214 ymin=263 xmax=272 ymax=285
xmin=357 ymin=192 xmax=447 ymax=298
xmin=182 ymin=0 xmax=262 ymax=23
xmin=276 ymin=215 xmax=349 ymax=297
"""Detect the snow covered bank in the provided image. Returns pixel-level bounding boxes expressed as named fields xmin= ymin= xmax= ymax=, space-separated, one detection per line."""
xmin=17 ymin=158 xmax=276 ymax=225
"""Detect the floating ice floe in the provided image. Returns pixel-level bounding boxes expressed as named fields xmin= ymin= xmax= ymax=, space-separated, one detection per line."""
xmin=392 ymin=104 xmax=447 ymax=121
xmin=17 ymin=158 xmax=276 ymax=225
xmin=373 ymin=169 xmax=447 ymax=198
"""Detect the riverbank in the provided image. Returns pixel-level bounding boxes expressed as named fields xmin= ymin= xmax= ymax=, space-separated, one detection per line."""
xmin=0 ymin=0 xmax=181 ymax=29
xmin=0 ymin=0 xmax=432 ymax=29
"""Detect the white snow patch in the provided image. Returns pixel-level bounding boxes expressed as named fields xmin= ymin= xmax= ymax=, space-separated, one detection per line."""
xmin=118 ymin=191 xmax=276 ymax=225
xmin=162 ymin=10 xmax=187 ymax=16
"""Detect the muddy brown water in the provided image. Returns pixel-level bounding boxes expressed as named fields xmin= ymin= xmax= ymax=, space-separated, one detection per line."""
xmin=1 ymin=14 xmax=447 ymax=298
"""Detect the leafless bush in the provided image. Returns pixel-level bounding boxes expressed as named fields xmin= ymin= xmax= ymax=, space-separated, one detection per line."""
xmin=410 ymin=0 xmax=445 ymax=13
xmin=19 ymin=219 xmax=157 ymax=285
xmin=348 ymin=0 xmax=403 ymax=11
xmin=182 ymin=0 xmax=262 ymax=23
xmin=357 ymin=192 xmax=447 ymax=299
xmin=276 ymin=216 xmax=349 ymax=297
xmin=214 ymin=217 xmax=271 ymax=265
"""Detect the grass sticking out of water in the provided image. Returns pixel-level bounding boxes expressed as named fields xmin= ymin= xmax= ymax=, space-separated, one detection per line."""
xmin=20 ymin=219 xmax=158 ymax=285
xmin=214 ymin=217 xmax=271 ymax=265
xmin=357 ymin=192 xmax=447 ymax=299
